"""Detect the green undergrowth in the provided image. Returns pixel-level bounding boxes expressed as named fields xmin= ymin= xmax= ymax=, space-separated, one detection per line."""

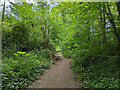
xmin=70 ymin=55 xmax=119 ymax=88
xmin=61 ymin=41 xmax=119 ymax=88
xmin=2 ymin=49 xmax=52 ymax=89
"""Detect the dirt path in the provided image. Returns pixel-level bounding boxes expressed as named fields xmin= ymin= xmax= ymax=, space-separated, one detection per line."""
xmin=27 ymin=52 xmax=80 ymax=88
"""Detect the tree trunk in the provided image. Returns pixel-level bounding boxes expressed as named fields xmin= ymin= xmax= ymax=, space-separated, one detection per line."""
xmin=116 ymin=1 xmax=120 ymax=68
xmin=116 ymin=1 xmax=120 ymax=46
xmin=0 ymin=1 xmax=5 ymax=83
xmin=1 ymin=1 xmax=5 ymax=34
xmin=116 ymin=1 xmax=120 ymax=16
xmin=102 ymin=2 xmax=106 ymax=44
xmin=107 ymin=3 xmax=120 ymax=45
xmin=41 ymin=24 xmax=46 ymax=41
xmin=40 ymin=2 xmax=47 ymax=49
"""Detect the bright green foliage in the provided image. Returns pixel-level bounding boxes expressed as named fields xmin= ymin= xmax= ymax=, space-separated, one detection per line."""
xmin=2 ymin=1 xmax=60 ymax=89
xmin=2 ymin=1 xmax=120 ymax=89
xmin=2 ymin=50 xmax=52 ymax=89
xmin=71 ymin=55 xmax=119 ymax=88
xmin=58 ymin=2 xmax=120 ymax=88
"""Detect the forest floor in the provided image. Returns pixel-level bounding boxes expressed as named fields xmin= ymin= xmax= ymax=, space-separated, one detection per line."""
xmin=27 ymin=52 xmax=80 ymax=88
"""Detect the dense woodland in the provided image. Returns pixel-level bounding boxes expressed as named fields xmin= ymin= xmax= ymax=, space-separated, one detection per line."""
xmin=1 ymin=1 xmax=120 ymax=89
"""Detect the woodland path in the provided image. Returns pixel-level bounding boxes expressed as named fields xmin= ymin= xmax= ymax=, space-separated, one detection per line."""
xmin=27 ymin=52 xmax=80 ymax=88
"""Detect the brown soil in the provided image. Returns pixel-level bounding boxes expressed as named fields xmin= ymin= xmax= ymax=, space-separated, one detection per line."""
xmin=27 ymin=52 xmax=80 ymax=88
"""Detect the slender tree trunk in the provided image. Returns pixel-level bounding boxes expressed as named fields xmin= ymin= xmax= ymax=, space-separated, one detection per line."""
xmin=106 ymin=2 xmax=120 ymax=69
xmin=102 ymin=2 xmax=106 ymax=44
xmin=40 ymin=2 xmax=53 ymax=51
xmin=61 ymin=6 xmax=66 ymax=23
xmin=40 ymin=2 xmax=47 ymax=49
xmin=107 ymin=3 xmax=120 ymax=45
xmin=41 ymin=24 xmax=46 ymax=41
xmin=1 ymin=1 xmax=5 ymax=34
xmin=41 ymin=2 xmax=45 ymax=40
xmin=0 ymin=1 xmax=5 ymax=85
xmin=116 ymin=1 xmax=120 ymax=16
xmin=0 ymin=1 xmax=5 ymax=52
xmin=99 ymin=3 xmax=103 ymax=45
xmin=116 ymin=1 xmax=120 ymax=69
xmin=116 ymin=1 xmax=120 ymax=46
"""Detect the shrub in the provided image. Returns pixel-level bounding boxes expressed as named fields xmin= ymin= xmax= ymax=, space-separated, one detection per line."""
xmin=2 ymin=50 xmax=52 ymax=89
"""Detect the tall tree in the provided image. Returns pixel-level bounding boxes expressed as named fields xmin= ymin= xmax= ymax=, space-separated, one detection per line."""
xmin=102 ymin=2 xmax=106 ymax=44
xmin=1 ymin=0 xmax=5 ymax=34
xmin=106 ymin=3 xmax=120 ymax=48
xmin=116 ymin=1 xmax=120 ymax=46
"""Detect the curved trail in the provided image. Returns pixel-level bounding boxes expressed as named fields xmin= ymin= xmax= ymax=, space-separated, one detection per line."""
xmin=28 ymin=52 xmax=80 ymax=88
